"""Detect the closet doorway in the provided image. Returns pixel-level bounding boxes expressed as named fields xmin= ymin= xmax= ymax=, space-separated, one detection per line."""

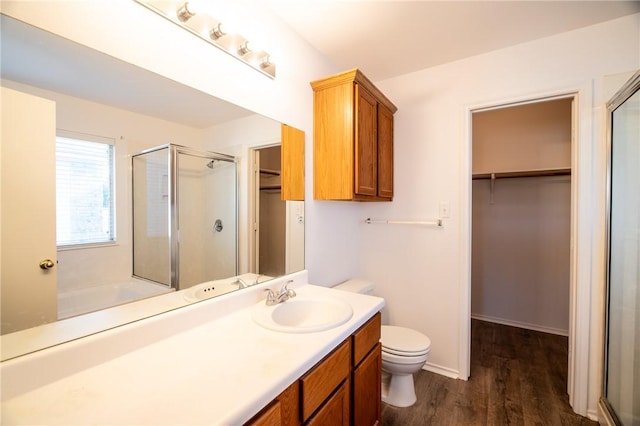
xmin=470 ymin=97 xmax=574 ymax=385
xmin=251 ymin=145 xmax=286 ymax=277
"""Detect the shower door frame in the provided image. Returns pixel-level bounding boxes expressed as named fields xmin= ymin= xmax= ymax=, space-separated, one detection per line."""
xmin=600 ymin=69 xmax=640 ymax=426
xmin=132 ymin=143 xmax=238 ymax=291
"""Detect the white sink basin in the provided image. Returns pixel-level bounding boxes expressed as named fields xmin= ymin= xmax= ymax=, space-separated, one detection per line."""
xmin=251 ymin=296 xmax=353 ymax=333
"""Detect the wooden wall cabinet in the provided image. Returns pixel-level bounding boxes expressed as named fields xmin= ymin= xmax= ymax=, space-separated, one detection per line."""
xmin=246 ymin=313 xmax=381 ymax=426
xmin=281 ymin=124 xmax=305 ymax=201
xmin=311 ymin=69 xmax=397 ymax=201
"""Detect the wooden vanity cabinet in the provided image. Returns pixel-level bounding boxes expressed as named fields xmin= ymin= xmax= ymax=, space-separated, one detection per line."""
xmin=311 ymin=69 xmax=397 ymax=201
xmin=352 ymin=313 xmax=382 ymax=426
xmin=301 ymin=340 xmax=351 ymax=422
xmin=246 ymin=382 xmax=299 ymax=426
xmin=306 ymin=380 xmax=350 ymax=425
xmin=245 ymin=313 xmax=381 ymax=426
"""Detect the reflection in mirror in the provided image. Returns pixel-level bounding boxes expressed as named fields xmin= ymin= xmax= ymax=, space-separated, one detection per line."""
xmin=132 ymin=144 xmax=238 ymax=290
xmin=256 ymin=145 xmax=286 ymax=277
xmin=0 ymin=14 xmax=304 ymax=360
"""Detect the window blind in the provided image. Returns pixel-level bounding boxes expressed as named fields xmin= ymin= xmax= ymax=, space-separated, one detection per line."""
xmin=56 ymin=135 xmax=115 ymax=246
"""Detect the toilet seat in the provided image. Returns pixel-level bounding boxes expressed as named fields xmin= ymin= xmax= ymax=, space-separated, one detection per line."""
xmin=383 ymin=346 xmax=430 ymax=357
xmin=382 ymin=349 xmax=430 ymax=365
xmin=381 ymin=325 xmax=431 ymax=356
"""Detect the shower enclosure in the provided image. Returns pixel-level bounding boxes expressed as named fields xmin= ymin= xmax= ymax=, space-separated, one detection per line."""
xmin=602 ymin=70 xmax=640 ymax=425
xmin=132 ymin=144 xmax=237 ymax=290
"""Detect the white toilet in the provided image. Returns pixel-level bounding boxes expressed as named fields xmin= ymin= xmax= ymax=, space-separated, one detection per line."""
xmin=333 ymin=279 xmax=432 ymax=408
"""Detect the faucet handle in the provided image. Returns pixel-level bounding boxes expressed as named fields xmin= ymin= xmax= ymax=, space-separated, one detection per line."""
xmin=264 ymin=288 xmax=278 ymax=305
xmin=283 ymin=280 xmax=296 ymax=298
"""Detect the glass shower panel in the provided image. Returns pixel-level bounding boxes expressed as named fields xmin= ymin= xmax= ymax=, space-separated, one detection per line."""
xmin=132 ymin=147 xmax=171 ymax=286
xmin=605 ymin=77 xmax=640 ymax=425
xmin=177 ymin=153 xmax=237 ymax=289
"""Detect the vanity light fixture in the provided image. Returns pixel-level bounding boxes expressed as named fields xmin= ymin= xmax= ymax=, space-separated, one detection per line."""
xmin=133 ymin=0 xmax=276 ymax=79
xmin=237 ymin=41 xmax=251 ymax=56
xmin=176 ymin=2 xmax=196 ymax=22
xmin=260 ymin=55 xmax=272 ymax=69
xmin=209 ymin=23 xmax=226 ymax=40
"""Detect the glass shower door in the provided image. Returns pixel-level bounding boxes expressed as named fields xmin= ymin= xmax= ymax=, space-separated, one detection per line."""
xmin=132 ymin=146 xmax=171 ymax=287
xmin=176 ymin=151 xmax=237 ymax=289
xmin=603 ymin=71 xmax=640 ymax=425
xmin=132 ymin=145 xmax=237 ymax=291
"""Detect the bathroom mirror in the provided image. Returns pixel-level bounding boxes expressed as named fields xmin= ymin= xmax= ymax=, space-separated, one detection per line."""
xmin=0 ymin=14 xmax=304 ymax=359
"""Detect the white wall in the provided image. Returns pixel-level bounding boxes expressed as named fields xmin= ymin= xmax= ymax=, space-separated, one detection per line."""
xmin=472 ymin=176 xmax=571 ymax=334
xmin=358 ymin=13 xmax=639 ymax=415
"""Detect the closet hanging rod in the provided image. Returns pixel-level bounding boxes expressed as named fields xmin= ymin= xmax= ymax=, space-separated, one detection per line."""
xmin=472 ymin=167 xmax=571 ymax=180
xmin=260 ymin=168 xmax=281 ymax=176
xmin=365 ymin=218 xmax=443 ymax=227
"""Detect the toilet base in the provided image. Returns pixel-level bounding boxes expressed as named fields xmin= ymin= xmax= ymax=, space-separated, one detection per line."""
xmin=381 ymin=370 xmax=417 ymax=408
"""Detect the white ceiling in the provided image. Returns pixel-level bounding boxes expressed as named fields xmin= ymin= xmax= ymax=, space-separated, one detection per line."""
xmin=262 ymin=0 xmax=640 ymax=81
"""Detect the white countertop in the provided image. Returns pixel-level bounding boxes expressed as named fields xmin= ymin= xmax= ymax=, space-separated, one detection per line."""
xmin=0 ymin=271 xmax=384 ymax=425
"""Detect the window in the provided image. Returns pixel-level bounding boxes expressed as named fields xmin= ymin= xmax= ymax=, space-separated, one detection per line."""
xmin=56 ymin=132 xmax=115 ymax=247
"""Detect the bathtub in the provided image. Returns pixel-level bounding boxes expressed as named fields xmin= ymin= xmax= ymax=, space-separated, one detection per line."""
xmin=58 ymin=278 xmax=173 ymax=320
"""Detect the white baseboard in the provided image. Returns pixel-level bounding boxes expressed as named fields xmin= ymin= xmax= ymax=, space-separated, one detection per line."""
xmin=422 ymin=362 xmax=460 ymax=379
xmin=471 ymin=313 xmax=569 ymax=336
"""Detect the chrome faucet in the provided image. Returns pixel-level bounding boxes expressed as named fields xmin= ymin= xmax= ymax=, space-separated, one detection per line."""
xmin=265 ymin=280 xmax=296 ymax=306
xmin=235 ymin=275 xmax=262 ymax=289
xmin=235 ymin=278 xmax=249 ymax=289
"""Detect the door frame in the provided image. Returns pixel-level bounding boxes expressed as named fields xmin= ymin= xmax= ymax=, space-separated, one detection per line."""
xmin=460 ymin=83 xmax=594 ymax=416
xmin=248 ymin=143 xmax=281 ymax=274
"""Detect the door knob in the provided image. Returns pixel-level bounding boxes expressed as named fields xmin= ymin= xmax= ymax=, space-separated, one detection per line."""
xmin=39 ymin=259 xmax=55 ymax=270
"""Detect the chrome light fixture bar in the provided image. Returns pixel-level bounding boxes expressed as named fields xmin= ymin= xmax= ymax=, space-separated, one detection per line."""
xmin=133 ymin=0 xmax=276 ymax=79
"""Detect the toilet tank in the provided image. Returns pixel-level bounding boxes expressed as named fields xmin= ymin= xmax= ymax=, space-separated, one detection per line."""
xmin=333 ymin=279 xmax=374 ymax=295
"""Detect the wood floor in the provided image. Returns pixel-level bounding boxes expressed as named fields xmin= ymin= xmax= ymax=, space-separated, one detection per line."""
xmin=380 ymin=320 xmax=597 ymax=425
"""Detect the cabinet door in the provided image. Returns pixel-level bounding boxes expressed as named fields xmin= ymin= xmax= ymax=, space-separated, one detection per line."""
xmin=246 ymin=401 xmax=281 ymax=426
xmin=301 ymin=341 xmax=351 ymax=420
xmin=353 ymin=343 xmax=382 ymax=426
xmin=306 ymin=381 xmax=350 ymax=426
xmin=281 ymin=124 xmax=305 ymax=201
xmin=377 ymin=105 xmax=394 ymax=198
xmin=355 ymin=84 xmax=378 ymax=197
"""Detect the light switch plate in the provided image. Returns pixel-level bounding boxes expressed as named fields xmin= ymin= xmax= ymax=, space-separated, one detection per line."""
xmin=439 ymin=201 xmax=450 ymax=218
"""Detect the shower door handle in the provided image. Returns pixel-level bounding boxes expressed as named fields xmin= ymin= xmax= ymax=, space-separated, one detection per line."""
xmin=39 ymin=259 xmax=55 ymax=270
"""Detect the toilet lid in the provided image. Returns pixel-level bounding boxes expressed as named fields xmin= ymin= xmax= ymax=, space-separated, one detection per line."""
xmin=381 ymin=325 xmax=431 ymax=355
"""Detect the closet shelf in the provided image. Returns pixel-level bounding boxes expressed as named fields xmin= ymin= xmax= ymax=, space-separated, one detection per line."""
xmin=472 ymin=167 xmax=571 ymax=180
xmin=260 ymin=168 xmax=281 ymax=176
xmin=260 ymin=185 xmax=281 ymax=190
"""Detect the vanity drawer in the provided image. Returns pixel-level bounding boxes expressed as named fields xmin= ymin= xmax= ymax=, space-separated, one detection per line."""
xmin=245 ymin=401 xmax=280 ymax=426
xmin=352 ymin=312 xmax=381 ymax=366
xmin=300 ymin=340 xmax=351 ymax=421
xmin=305 ymin=379 xmax=350 ymax=426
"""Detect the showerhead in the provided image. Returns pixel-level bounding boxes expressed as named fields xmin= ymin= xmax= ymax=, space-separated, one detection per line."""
xmin=206 ymin=160 xmax=218 ymax=169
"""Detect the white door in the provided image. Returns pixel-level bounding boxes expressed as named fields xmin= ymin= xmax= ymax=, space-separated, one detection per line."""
xmin=1 ymin=87 xmax=58 ymax=334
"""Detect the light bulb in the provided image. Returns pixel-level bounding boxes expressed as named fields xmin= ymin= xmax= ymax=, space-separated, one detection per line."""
xmin=175 ymin=0 xmax=208 ymax=22
xmin=237 ymin=41 xmax=251 ymax=56
xmin=209 ymin=23 xmax=226 ymax=40
xmin=259 ymin=55 xmax=273 ymax=69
